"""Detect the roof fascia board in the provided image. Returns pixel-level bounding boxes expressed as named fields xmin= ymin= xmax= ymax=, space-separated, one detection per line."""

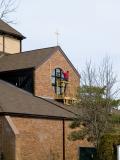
xmin=0 ymin=112 xmax=74 ymax=120
xmin=0 ymin=30 xmax=25 ymax=40
xmin=0 ymin=67 xmax=34 ymax=74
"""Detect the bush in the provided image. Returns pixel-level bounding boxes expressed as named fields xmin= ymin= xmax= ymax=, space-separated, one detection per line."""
xmin=111 ymin=114 xmax=120 ymax=124
xmin=98 ymin=134 xmax=120 ymax=160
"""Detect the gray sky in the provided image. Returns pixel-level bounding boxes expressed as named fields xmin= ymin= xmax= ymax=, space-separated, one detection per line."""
xmin=11 ymin=0 xmax=120 ymax=78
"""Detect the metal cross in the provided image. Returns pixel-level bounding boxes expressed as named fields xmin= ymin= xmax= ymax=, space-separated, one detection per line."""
xmin=55 ymin=30 xmax=60 ymax=46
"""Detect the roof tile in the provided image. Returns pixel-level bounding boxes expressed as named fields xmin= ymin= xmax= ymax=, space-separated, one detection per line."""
xmin=0 ymin=80 xmax=75 ymax=119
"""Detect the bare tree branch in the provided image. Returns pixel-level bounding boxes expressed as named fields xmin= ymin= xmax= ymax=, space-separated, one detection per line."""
xmin=0 ymin=0 xmax=19 ymax=23
xmin=69 ymin=57 xmax=120 ymax=156
xmin=81 ymin=56 xmax=119 ymax=99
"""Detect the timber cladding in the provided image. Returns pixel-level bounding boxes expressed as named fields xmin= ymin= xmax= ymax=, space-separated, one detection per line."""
xmin=0 ymin=35 xmax=21 ymax=54
xmin=4 ymin=36 xmax=21 ymax=54
xmin=34 ymin=50 xmax=80 ymax=98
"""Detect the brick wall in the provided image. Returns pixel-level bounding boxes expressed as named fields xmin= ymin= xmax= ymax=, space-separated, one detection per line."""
xmin=12 ymin=117 xmax=63 ymax=160
xmin=9 ymin=116 xmax=92 ymax=160
xmin=0 ymin=116 xmax=93 ymax=160
xmin=65 ymin=121 xmax=93 ymax=160
xmin=34 ymin=50 xmax=80 ymax=98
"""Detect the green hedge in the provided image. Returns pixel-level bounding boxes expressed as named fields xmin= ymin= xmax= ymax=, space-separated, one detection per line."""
xmin=98 ymin=134 xmax=120 ymax=160
xmin=111 ymin=114 xmax=120 ymax=124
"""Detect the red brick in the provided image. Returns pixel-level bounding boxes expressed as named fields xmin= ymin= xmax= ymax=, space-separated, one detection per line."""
xmin=34 ymin=50 xmax=80 ymax=98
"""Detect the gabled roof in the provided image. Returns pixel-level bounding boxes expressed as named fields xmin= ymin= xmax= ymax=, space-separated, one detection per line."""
xmin=0 ymin=46 xmax=56 ymax=72
xmin=0 ymin=46 xmax=80 ymax=77
xmin=0 ymin=19 xmax=25 ymax=39
xmin=0 ymin=80 xmax=75 ymax=119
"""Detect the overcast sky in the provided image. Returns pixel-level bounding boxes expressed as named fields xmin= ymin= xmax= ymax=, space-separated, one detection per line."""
xmin=11 ymin=0 xmax=120 ymax=79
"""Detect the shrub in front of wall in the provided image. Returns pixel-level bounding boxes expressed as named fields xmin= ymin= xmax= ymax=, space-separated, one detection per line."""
xmin=98 ymin=134 xmax=120 ymax=160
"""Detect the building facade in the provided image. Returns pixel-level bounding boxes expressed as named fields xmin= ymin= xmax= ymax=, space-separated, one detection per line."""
xmin=0 ymin=20 xmax=92 ymax=160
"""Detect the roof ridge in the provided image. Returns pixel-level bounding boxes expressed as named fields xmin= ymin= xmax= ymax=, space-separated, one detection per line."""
xmin=21 ymin=46 xmax=58 ymax=54
xmin=4 ymin=46 xmax=58 ymax=56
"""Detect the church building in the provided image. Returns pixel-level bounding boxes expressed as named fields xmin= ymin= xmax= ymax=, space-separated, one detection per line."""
xmin=0 ymin=20 xmax=92 ymax=160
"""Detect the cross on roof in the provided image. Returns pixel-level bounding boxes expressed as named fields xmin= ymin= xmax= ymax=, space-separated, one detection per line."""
xmin=55 ymin=30 xmax=60 ymax=46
